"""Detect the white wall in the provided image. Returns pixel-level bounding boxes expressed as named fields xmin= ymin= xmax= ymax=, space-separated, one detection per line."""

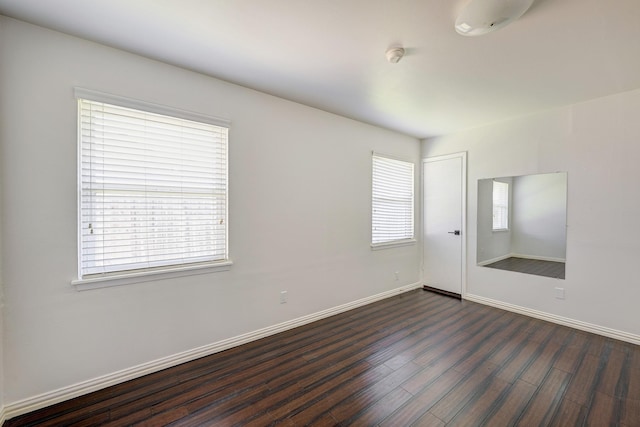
xmin=0 ymin=17 xmax=420 ymax=404
xmin=511 ymin=173 xmax=567 ymax=260
xmin=423 ymin=87 xmax=640 ymax=338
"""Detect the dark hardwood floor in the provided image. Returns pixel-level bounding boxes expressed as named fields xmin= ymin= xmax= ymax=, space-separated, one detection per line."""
xmin=484 ymin=257 xmax=566 ymax=279
xmin=6 ymin=289 xmax=639 ymax=426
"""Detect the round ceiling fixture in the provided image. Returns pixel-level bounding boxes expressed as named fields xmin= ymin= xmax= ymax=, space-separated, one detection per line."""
xmin=455 ymin=0 xmax=535 ymax=36
xmin=385 ymin=47 xmax=405 ymax=64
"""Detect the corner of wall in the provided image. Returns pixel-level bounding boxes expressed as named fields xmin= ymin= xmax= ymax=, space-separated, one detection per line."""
xmin=0 ymin=14 xmax=7 ymax=424
xmin=0 ymin=289 xmax=4 ymax=427
xmin=0 ymin=405 xmax=6 ymax=427
xmin=0 ymin=291 xmax=5 ymax=427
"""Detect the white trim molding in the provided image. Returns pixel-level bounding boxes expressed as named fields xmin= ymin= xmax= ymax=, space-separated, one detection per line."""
xmin=0 ymin=405 xmax=6 ymax=426
xmin=73 ymin=87 xmax=231 ymax=128
xmin=72 ymin=261 xmax=233 ymax=291
xmin=465 ymin=293 xmax=640 ymax=345
xmin=477 ymin=254 xmax=512 ymax=266
xmin=3 ymin=282 xmax=422 ymax=421
xmin=370 ymin=239 xmax=417 ymax=251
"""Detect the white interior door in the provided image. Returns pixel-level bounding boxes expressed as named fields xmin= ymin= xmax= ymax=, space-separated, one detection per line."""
xmin=423 ymin=153 xmax=466 ymax=296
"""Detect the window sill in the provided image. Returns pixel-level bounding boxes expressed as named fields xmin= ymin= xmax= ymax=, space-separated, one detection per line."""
xmin=71 ymin=260 xmax=233 ymax=291
xmin=371 ymin=239 xmax=417 ymax=250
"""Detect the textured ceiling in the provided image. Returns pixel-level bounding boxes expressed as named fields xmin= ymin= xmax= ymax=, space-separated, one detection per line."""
xmin=1 ymin=0 xmax=639 ymax=138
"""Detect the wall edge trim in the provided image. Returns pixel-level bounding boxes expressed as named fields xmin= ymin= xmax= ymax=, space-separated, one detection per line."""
xmin=3 ymin=281 xmax=422 ymax=421
xmin=465 ymin=293 xmax=640 ymax=345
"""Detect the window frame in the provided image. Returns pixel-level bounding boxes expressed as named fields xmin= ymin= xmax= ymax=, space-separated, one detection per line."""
xmin=371 ymin=152 xmax=416 ymax=249
xmin=72 ymin=88 xmax=232 ymax=290
xmin=492 ymin=180 xmax=509 ymax=231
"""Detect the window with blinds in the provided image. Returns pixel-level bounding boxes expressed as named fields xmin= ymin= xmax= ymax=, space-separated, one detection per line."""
xmin=372 ymin=154 xmax=415 ymax=245
xmin=492 ymin=180 xmax=509 ymax=230
xmin=78 ymin=94 xmax=228 ymax=279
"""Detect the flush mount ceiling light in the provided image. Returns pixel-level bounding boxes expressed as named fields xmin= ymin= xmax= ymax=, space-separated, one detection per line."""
xmin=455 ymin=0 xmax=535 ymax=36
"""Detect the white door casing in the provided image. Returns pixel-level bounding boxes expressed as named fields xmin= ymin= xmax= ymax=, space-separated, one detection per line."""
xmin=423 ymin=152 xmax=467 ymax=296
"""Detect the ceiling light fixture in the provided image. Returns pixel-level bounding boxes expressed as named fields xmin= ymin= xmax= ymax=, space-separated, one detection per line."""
xmin=385 ymin=47 xmax=405 ymax=64
xmin=455 ymin=0 xmax=535 ymax=36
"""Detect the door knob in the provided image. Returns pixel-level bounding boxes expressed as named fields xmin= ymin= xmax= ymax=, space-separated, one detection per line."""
xmin=448 ymin=230 xmax=461 ymax=235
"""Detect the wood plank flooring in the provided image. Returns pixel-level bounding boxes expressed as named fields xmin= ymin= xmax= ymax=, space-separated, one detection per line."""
xmin=6 ymin=289 xmax=639 ymax=426
xmin=483 ymin=257 xmax=566 ymax=279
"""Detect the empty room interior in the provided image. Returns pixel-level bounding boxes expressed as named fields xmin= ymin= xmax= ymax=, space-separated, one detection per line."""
xmin=0 ymin=0 xmax=639 ymax=425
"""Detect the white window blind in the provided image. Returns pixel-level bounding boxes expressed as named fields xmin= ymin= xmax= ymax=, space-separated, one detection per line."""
xmin=372 ymin=154 xmax=414 ymax=245
xmin=493 ymin=180 xmax=509 ymax=230
xmin=78 ymin=97 xmax=228 ymax=278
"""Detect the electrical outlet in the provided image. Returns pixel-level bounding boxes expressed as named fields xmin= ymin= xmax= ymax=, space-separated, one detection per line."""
xmin=395 ymin=271 xmax=400 ymax=281
xmin=280 ymin=290 xmax=288 ymax=304
xmin=554 ymin=287 xmax=565 ymax=300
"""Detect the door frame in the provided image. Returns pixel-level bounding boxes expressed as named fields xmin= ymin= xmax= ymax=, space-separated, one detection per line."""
xmin=422 ymin=152 xmax=467 ymax=298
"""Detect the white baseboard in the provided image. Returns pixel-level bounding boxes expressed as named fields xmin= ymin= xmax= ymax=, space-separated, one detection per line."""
xmin=477 ymin=254 xmax=511 ymax=266
xmin=3 ymin=282 xmax=422 ymax=422
xmin=0 ymin=405 xmax=6 ymax=427
xmin=465 ymin=294 xmax=640 ymax=346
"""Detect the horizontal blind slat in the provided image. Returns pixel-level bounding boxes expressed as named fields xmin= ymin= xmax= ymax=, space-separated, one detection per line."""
xmin=371 ymin=155 xmax=414 ymax=244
